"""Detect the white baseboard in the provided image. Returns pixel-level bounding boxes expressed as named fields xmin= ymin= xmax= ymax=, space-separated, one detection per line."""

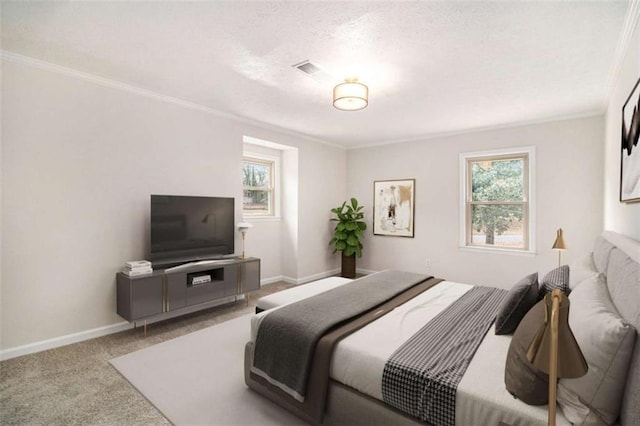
xmin=0 ymin=321 xmax=134 ymax=361
xmin=260 ymin=275 xmax=287 ymax=286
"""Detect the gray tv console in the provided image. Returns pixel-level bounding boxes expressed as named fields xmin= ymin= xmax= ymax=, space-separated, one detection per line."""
xmin=116 ymin=257 xmax=260 ymax=332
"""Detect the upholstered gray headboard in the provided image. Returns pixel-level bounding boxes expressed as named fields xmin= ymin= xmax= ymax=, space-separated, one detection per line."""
xmin=594 ymin=231 xmax=640 ymax=425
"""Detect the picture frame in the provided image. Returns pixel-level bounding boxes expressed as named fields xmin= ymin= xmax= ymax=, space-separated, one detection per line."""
xmin=373 ymin=179 xmax=415 ymax=237
xmin=620 ymin=77 xmax=640 ymax=203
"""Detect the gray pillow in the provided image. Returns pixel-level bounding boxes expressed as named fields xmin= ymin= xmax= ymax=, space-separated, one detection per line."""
xmin=568 ymin=253 xmax=598 ymax=290
xmin=495 ymin=273 xmax=539 ymax=335
xmin=538 ymin=265 xmax=570 ymax=298
xmin=504 ymin=299 xmax=549 ymax=405
xmin=557 ymin=274 xmax=636 ymax=425
xmin=592 ymin=235 xmax=615 ymax=275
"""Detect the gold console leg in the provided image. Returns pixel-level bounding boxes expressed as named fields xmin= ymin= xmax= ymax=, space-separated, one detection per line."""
xmin=133 ymin=321 xmax=148 ymax=338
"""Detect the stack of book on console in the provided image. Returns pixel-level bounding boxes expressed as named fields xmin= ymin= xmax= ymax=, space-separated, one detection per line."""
xmin=122 ymin=260 xmax=153 ymax=277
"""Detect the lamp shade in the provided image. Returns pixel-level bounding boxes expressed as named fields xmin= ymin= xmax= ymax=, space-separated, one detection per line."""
xmin=333 ymin=79 xmax=368 ymax=111
xmin=526 ymin=290 xmax=587 ymax=378
xmin=237 ymin=222 xmax=253 ymax=232
xmin=552 ymin=228 xmax=567 ymax=251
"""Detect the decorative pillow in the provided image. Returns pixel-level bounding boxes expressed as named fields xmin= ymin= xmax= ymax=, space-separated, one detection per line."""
xmin=557 ymin=274 xmax=636 ymax=425
xmin=495 ymin=273 xmax=539 ymax=335
xmin=538 ymin=265 xmax=570 ymax=298
xmin=592 ymin=236 xmax=615 ymax=275
xmin=504 ymin=299 xmax=549 ymax=405
xmin=568 ymin=253 xmax=599 ymax=290
xmin=604 ymin=248 xmax=640 ymax=326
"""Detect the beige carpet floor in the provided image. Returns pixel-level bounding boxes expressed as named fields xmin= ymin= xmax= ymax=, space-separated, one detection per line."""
xmin=110 ymin=314 xmax=305 ymax=425
xmin=0 ymin=282 xmax=293 ymax=425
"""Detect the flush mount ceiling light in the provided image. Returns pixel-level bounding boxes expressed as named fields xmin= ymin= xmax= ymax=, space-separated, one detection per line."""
xmin=333 ymin=78 xmax=368 ymax=111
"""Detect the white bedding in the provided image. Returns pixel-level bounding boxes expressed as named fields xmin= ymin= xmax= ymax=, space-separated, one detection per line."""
xmin=329 ymin=281 xmax=473 ymax=399
xmin=250 ymin=280 xmax=570 ymax=426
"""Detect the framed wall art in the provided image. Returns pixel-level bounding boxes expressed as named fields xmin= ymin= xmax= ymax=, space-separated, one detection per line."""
xmin=373 ymin=179 xmax=415 ymax=237
xmin=621 ymin=77 xmax=640 ymax=203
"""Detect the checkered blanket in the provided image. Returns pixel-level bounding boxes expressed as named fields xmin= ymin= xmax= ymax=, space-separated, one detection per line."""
xmin=381 ymin=286 xmax=507 ymax=426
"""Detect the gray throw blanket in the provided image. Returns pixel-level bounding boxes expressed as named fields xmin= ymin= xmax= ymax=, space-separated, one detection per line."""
xmin=382 ymin=286 xmax=507 ymax=426
xmin=251 ymin=270 xmax=430 ymax=401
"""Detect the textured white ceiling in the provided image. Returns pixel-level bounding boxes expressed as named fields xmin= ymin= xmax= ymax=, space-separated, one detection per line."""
xmin=1 ymin=1 xmax=633 ymax=148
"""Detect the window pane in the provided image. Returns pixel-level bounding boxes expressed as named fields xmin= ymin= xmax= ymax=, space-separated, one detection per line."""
xmin=471 ymin=158 xmax=524 ymax=202
xmin=243 ymin=161 xmax=271 ymax=187
xmin=471 ymin=204 xmax=524 ymax=248
xmin=243 ymin=189 xmax=270 ymax=214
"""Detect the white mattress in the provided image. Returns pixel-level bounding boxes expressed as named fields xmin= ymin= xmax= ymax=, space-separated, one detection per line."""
xmin=251 ymin=280 xmax=570 ymax=426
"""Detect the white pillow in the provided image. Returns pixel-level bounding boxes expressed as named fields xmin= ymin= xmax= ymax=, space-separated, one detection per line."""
xmin=568 ymin=253 xmax=599 ymax=290
xmin=557 ymin=274 xmax=636 ymax=425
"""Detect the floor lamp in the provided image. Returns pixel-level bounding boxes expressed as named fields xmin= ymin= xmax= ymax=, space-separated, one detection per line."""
xmin=237 ymin=222 xmax=253 ymax=258
xmin=552 ymin=228 xmax=567 ymax=267
xmin=526 ymin=289 xmax=588 ymax=426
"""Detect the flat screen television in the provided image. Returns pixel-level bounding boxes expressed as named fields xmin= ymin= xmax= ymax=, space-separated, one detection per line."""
xmin=150 ymin=195 xmax=235 ymax=267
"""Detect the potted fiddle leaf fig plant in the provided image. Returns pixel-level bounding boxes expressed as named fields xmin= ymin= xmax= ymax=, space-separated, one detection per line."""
xmin=329 ymin=197 xmax=367 ymax=278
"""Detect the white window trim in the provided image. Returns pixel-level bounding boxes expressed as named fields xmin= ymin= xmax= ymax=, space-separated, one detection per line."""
xmin=459 ymin=146 xmax=536 ymax=255
xmin=243 ymin=151 xmax=281 ymax=220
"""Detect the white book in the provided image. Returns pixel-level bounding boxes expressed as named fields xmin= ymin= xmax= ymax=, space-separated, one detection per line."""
xmin=126 ymin=265 xmax=153 ymax=272
xmin=122 ymin=268 xmax=153 ymax=277
xmin=125 ymin=260 xmax=152 ymax=269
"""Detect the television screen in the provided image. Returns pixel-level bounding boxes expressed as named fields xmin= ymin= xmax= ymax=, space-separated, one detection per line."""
xmin=150 ymin=195 xmax=235 ymax=265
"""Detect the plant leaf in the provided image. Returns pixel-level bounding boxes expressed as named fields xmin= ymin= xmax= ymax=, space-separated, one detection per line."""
xmin=330 ymin=197 xmax=365 ymax=257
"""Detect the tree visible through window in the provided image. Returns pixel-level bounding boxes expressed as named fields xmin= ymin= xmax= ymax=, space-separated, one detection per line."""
xmin=243 ymin=157 xmax=274 ymax=216
xmin=463 ymin=151 xmax=531 ymax=250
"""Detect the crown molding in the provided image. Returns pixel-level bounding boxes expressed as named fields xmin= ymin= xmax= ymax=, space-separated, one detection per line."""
xmin=605 ymin=0 xmax=640 ymax=100
xmin=347 ymin=111 xmax=605 ymax=150
xmin=0 ymin=50 xmax=344 ymax=150
xmin=0 ymin=49 xmax=618 ymax=152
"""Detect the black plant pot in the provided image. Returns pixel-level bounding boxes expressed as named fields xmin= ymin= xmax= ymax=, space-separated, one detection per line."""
xmin=341 ymin=253 xmax=356 ymax=278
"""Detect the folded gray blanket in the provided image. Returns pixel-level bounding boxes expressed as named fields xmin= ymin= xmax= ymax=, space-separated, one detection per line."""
xmin=251 ymin=270 xmax=430 ymax=401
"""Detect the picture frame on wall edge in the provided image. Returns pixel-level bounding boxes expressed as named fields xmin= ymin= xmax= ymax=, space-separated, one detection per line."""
xmin=620 ymin=76 xmax=640 ymax=203
xmin=373 ymin=179 xmax=415 ymax=237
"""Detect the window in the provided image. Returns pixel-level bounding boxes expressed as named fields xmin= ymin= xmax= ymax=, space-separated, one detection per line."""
xmin=243 ymin=155 xmax=275 ymax=216
xmin=460 ymin=147 xmax=535 ymax=253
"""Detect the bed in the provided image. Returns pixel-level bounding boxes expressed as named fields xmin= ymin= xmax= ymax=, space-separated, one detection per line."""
xmin=244 ymin=231 xmax=639 ymax=426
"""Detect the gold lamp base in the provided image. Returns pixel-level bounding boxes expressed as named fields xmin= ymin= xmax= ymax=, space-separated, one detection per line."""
xmin=527 ymin=289 xmax=588 ymax=426
xmin=237 ymin=222 xmax=252 ymax=259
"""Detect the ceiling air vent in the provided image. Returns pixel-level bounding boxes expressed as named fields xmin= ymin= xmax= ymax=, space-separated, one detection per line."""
xmin=292 ymin=60 xmax=334 ymax=84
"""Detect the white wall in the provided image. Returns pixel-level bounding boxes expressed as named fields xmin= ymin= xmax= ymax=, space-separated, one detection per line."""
xmin=347 ymin=116 xmax=605 ymax=289
xmin=281 ymin=148 xmax=300 ymax=280
xmin=0 ymin=58 xmax=3 ymax=349
xmin=0 ymin=58 xmax=346 ymax=351
xmin=297 ymin=142 xmax=347 ymax=279
xmin=241 ymin=143 xmax=283 ymax=280
xmin=604 ymin=16 xmax=640 ymax=240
